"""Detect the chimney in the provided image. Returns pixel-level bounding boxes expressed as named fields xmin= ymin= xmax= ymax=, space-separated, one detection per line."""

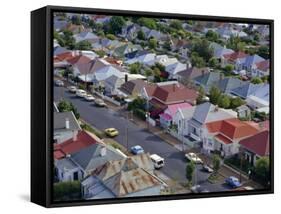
xmin=125 ymin=74 xmax=128 ymax=82
xmin=220 ymin=73 xmax=224 ymax=80
xmin=65 ymin=118 xmax=70 ymax=129
xmin=173 ymin=83 xmax=176 ymax=92
xmin=100 ymin=146 xmax=107 ymax=156
xmin=214 ymin=105 xmax=219 ymax=112
xmin=72 ymin=130 xmax=78 ymax=141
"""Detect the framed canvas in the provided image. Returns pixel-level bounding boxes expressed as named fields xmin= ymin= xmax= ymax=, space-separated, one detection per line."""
xmin=31 ymin=5 xmax=274 ymax=207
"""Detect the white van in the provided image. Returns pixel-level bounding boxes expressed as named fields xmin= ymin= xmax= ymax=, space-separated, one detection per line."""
xmin=76 ymin=89 xmax=87 ymax=98
xmin=150 ymin=154 xmax=164 ymax=169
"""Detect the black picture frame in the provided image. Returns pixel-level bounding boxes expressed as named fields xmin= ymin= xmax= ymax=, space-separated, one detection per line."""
xmin=31 ymin=5 xmax=274 ymax=208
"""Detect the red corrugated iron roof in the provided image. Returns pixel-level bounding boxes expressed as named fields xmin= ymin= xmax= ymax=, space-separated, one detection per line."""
xmin=224 ymin=51 xmax=248 ymax=62
xmin=239 ymin=130 xmax=269 ymax=156
xmin=54 ymin=130 xmax=97 ymax=160
xmin=215 ymin=134 xmax=232 ymax=144
xmin=67 ymin=55 xmax=91 ymax=65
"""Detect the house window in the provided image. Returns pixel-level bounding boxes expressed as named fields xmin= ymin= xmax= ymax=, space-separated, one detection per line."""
xmin=73 ymin=171 xmax=79 ymax=181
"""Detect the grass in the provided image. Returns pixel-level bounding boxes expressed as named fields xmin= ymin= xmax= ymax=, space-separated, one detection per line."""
xmin=103 ymin=138 xmax=128 ymax=154
xmin=80 ymin=122 xmax=105 ymax=139
xmin=208 ymin=173 xmax=223 ymax=184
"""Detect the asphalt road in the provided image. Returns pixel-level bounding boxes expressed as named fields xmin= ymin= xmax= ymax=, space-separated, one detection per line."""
xmin=54 ymin=85 xmax=230 ymax=192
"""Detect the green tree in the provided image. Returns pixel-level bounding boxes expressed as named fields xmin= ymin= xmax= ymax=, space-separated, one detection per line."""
xmin=170 ymin=20 xmax=183 ymax=30
xmin=230 ymin=97 xmax=245 ymax=109
xmin=209 ymin=86 xmax=221 ymax=105
xmin=191 ymin=38 xmax=213 ymax=62
xmin=138 ymin=17 xmax=157 ymax=29
xmin=186 ymin=161 xmax=195 ymax=185
xmin=75 ymin=40 xmax=92 ymax=50
xmin=251 ymin=77 xmax=263 ymax=84
xmin=71 ymin=15 xmax=81 ymax=25
xmin=127 ymin=97 xmax=146 ymax=111
xmin=137 ymin=30 xmax=146 ymax=40
xmin=218 ymin=94 xmax=231 ymax=108
xmin=227 ymin=35 xmax=246 ymax=51
xmin=148 ymin=38 xmax=157 ymax=49
xmin=208 ymin=57 xmax=219 ymax=68
xmin=191 ymin=52 xmax=206 ymax=68
xmin=196 ymin=86 xmax=206 ymax=104
xmin=257 ymin=45 xmax=269 ymax=59
xmin=53 ymin=181 xmax=81 ymax=201
xmin=225 ymin=64 xmax=234 ymax=73
xmin=108 ymin=16 xmax=126 ymax=34
xmin=129 ymin=62 xmax=142 ymax=74
xmin=254 ymin=157 xmax=270 ymax=186
xmin=57 ymin=100 xmax=80 ymax=119
xmin=106 ymin=33 xmax=116 ymax=40
xmin=206 ymin=30 xmax=219 ymax=42
xmin=212 ymin=154 xmax=221 ymax=175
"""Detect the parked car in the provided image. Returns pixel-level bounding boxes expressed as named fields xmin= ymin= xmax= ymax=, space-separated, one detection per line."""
xmin=104 ymin=128 xmax=119 ymax=137
xmin=68 ymin=86 xmax=77 ymax=93
xmin=150 ymin=154 xmax=164 ymax=169
xmin=130 ymin=145 xmax=144 ymax=155
xmin=84 ymin=94 xmax=95 ymax=102
xmin=54 ymin=79 xmax=64 ymax=86
xmin=95 ymin=98 xmax=107 ymax=107
xmin=202 ymin=164 xmax=214 ymax=173
xmin=76 ymin=89 xmax=87 ymax=98
xmin=225 ymin=176 xmax=242 ymax=188
xmin=191 ymin=185 xmax=210 ymax=193
xmin=185 ymin=152 xmax=203 ymax=164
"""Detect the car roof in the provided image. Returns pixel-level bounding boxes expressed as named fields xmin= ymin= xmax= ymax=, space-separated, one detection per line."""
xmin=150 ymin=154 xmax=163 ymax=161
xmin=133 ymin=145 xmax=142 ymax=149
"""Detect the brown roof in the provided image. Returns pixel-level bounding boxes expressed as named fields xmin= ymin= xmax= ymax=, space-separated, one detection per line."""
xmin=224 ymin=51 xmax=248 ymax=62
xmin=67 ymin=55 xmax=92 ymax=65
xmin=121 ymin=79 xmax=149 ymax=95
xmin=239 ymin=130 xmax=269 ymax=156
xmin=255 ymin=60 xmax=269 ymax=71
xmin=177 ymin=67 xmax=210 ymax=80
xmin=152 ymin=83 xmax=198 ymax=105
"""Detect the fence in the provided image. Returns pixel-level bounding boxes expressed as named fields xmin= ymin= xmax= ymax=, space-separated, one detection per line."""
xmin=92 ymin=91 xmax=121 ymax=106
xmin=168 ymin=129 xmax=200 ymax=148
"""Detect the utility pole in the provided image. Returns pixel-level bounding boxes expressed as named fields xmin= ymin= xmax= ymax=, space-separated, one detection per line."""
xmin=125 ymin=112 xmax=129 ymax=152
xmin=181 ymin=120 xmax=184 ymax=152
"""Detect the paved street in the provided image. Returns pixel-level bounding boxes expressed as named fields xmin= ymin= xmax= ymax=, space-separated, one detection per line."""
xmin=54 ymin=85 xmax=230 ymax=192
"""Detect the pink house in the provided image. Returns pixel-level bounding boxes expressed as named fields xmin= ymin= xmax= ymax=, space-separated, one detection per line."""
xmin=159 ymin=102 xmax=192 ymax=128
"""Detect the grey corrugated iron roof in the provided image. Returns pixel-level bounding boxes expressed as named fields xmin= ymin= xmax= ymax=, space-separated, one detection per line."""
xmin=71 ymin=144 xmax=124 ymax=173
xmin=231 ymin=82 xmax=264 ymax=99
xmin=216 ymin=77 xmax=246 ymax=94
xmin=54 ymin=111 xmax=81 ymax=132
xmin=55 ymin=158 xmax=78 ymax=171
xmin=194 ymin=72 xmax=221 ymax=90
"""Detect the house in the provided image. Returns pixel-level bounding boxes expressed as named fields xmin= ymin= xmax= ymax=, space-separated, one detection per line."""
xmin=159 ymin=102 xmax=192 ymax=129
xmin=203 ymin=118 xmax=259 ymax=157
xmin=120 ymin=79 xmax=150 ymax=97
xmin=210 ymin=43 xmax=234 ymax=67
xmin=54 ymin=111 xmax=81 ymax=144
xmin=230 ymin=82 xmax=264 ymax=99
xmin=54 ymin=19 xmax=68 ymax=32
xmin=104 ymin=75 xmax=125 ymax=96
xmin=236 ymin=105 xmax=251 ymax=119
xmin=165 ymin=62 xmax=187 ymax=79
xmin=181 ymin=102 xmax=237 ymax=144
xmin=239 ymin=130 xmax=269 ymax=166
xmin=113 ymin=43 xmax=142 ymax=58
xmin=119 ymin=23 xmax=140 ymax=40
xmin=216 ymin=77 xmax=246 ymax=95
xmin=54 ymin=131 xmax=124 ymax=182
xmin=246 ymin=84 xmax=269 ymax=113
xmin=92 ymin=65 xmax=125 ymax=86
xmin=67 ymin=54 xmax=92 ymax=67
xmin=224 ymin=51 xmax=248 ymax=71
xmin=125 ymin=52 xmax=156 ymax=65
xmin=242 ymin=54 xmax=265 ymax=73
xmin=74 ymin=31 xmax=99 ymax=43
xmin=54 ymin=46 xmax=70 ymax=56
xmin=175 ymin=67 xmax=210 ymax=85
xmin=145 ymin=81 xmax=198 ymax=109
xmin=193 ymin=72 xmax=222 ymax=93
xmin=81 ymin=154 xmax=163 ymax=199
xmin=251 ymin=60 xmax=270 ymax=77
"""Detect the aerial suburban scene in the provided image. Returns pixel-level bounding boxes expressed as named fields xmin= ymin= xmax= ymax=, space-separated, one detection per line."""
xmin=53 ymin=12 xmax=271 ymax=201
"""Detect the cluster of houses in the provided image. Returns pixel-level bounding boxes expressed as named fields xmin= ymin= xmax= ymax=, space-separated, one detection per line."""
xmin=53 ymin=13 xmax=271 ymax=198
xmin=53 ymin=107 xmax=165 ymax=199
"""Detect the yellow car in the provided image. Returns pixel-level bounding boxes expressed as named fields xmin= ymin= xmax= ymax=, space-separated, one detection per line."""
xmin=104 ymin=128 xmax=119 ymax=137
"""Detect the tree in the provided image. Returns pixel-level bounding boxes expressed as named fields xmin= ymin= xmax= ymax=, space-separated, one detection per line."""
xmin=206 ymin=30 xmax=219 ymax=42
xmin=208 ymin=57 xmax=219 ymax=68
xmin=137 ymin=30 xmax=146 ymax=40
xmin=108 ymin=16 xmax=125 ymax=34
xmin=71 ymin=15 xmax=81 ymax=25
xmin=191 ymin=38 xmax=213 ymax=62
xmin=209 ymin=86 xmax=221 ymax=105
xmin=218 ymin=94 xmax=231 ymax=109
xmin=227 ymin=35 xmax=246 ymax=51
xmin=251 ymin=77 xmax=263 ymax=84
xmin=170 ymin=20 xmax=183 ymax=30
xmin=106 ymin=33 xmax=116 ymax=40
xmin=191 ymin=52 xmax=206 ymax=68
xmin=254 ymin=157 xmax=270 ymax=186
xmin=129 ymin=62 xmax=142 ymax=74
xmin=163 ymin=40 xmax=172 ymax=51
xmin=257 ymin=45 xmax=269 ymax=59
xmin=186 ymin=161 xmax=195 ymax=185
xmin=137 ymin=17 xmax=157 ymax=29
xmin=224 ymin=64 xmax=234 ymax=74
xmin=230 ymin=97 xmax=245 ymax=109
xmin=212 ymin=155 xmax=221 ymax=175
xmin=127 ymin=97 xmax=146 ymax=111
xmin=57 ymin=100 xmax=80 ymax=119
xmin=196 ymin=86 xmax=206 ymax=104
xmin=53 ymin=181 xmax=81 ymax=201
xmin=148 ymin=38 xmax=157 ymax=49
xmin=75 ymin=40 xmax=92 ymax=50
